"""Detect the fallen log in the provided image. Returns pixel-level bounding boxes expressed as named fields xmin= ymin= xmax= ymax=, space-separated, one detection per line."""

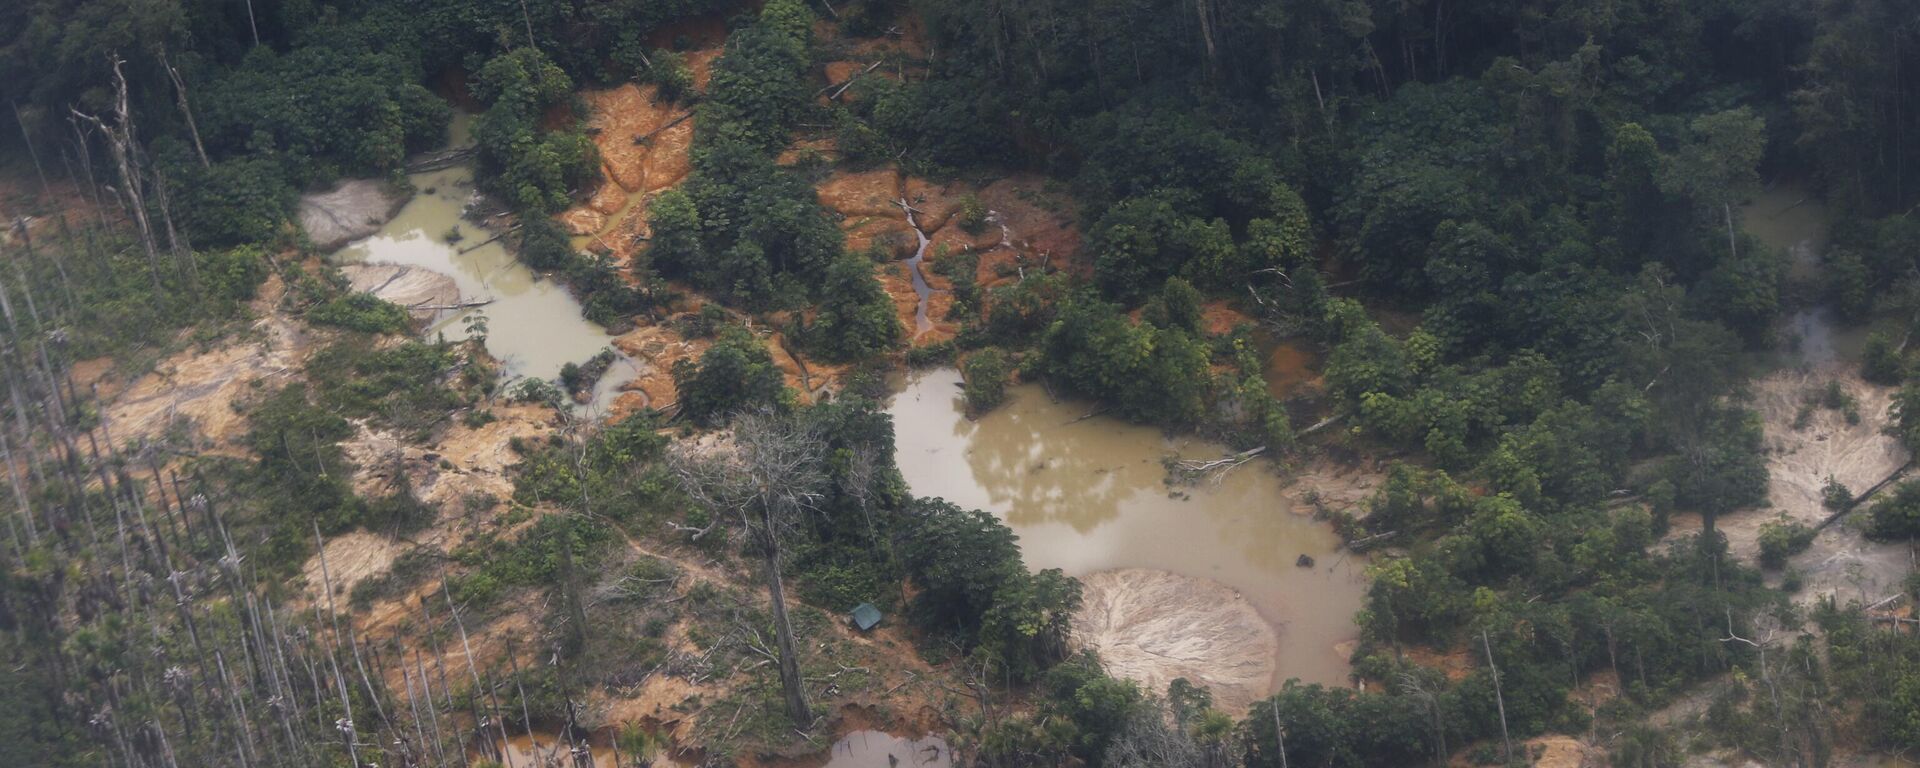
xmin=1816 ymin=458 xmax=1914 ymax=532
xmin=1347 ymin=530 xmax=1399 ymax=550
xmin=406 ymin=146 xmax=476 ymax=173
xmin=1064 ymin=407 xmax=1109 ymax=426
xmin=633 ymin=111 xmax=695 ymax=144
xmin=457 ymin=224 xmax=519 ymax=254
xmin=1299 ymin=411 xmax=1348 ymax=437
xmin=408 ymin=298 xmax=493 ymax=311
xmin=820 ymin=61 xmax=883 ymax=100
xmin=1176 ymin=446 xmax=1267 ymax=474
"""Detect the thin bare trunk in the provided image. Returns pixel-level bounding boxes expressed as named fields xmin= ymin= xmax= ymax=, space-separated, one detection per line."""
xmin=70 ymin=55 xmax=164 ymax=296
xmin=11 ymin=102 xmax=53 ymax=200
xmin=158 ymin=51 xmax=210 ymax=169
xmin=1483 ymin=630 xmax=1513 ymax=764
xmin=763 ymin=535 xmax=810 ymax=727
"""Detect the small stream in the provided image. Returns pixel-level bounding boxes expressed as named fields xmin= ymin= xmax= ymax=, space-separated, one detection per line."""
xmin=887 ymin=368 xmax=1367 ymax=689
xmin=331 ymin=119 xmax=639 ymax=409
xmin=897 ymin=200 xmax=934 ymax=335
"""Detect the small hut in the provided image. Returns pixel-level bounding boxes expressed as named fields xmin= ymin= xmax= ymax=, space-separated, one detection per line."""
xmin=849 ymin=602 xmax=883 ymax=631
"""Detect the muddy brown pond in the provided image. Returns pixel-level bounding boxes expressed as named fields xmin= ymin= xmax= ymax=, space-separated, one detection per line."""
xmin=332 ymin=119 xmax=638 ymax=407
xmin=887 ymin=368 xmax=1367 ymax=693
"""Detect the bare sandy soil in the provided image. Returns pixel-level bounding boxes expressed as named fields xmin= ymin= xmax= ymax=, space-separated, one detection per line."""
xmin=1664 ymin=362 xmax=1914 ymax=605
xmin=1280 ymin=457 xmax=1385 ymax=518
xmin=339 ymin=263 xmax=460 ymax=321
xmin=299 ymin=179 xmax=407 ymax=251
xmin=304 ymin=530 xmax=407 ymax=600
xmin=103 ymin=275 xmax=311 ymax=452
xmin=1072 ymin=568 xmax=1279 ymax=715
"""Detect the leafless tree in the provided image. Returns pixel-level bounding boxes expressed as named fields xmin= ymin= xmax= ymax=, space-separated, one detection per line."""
xmin=157 ymin=49 xmax=210 ymax=169
xmin=1106 ymin=697 xmax=1205 ymax=768
xmin=69 ymin=54 xmax=166 ymax=295
xmin=670 ymin=408 xmax=826 ymax=728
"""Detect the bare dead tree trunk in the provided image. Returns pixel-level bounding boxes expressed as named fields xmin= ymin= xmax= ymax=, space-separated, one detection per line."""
xmin=67 ymin=115 xmax=109 ymax=228
xmin=505 ymin=639 xmax=541 ymax=761
xmin=1272 ymin=698 xmax=1289 ymax=768
xmin=71 ymin=55 xmax=165 ymax=296
xmin=215 ymin=649 xmax=260 ymax=768
xmin=517 ymin=0 xmax=537 ymax=49
xmin=415 ymin=648 xmax=455 ymax=768
xmin=1192 ymin=0 xmax=1218 ymax=77
xmin=762 ymin=529 xmax=811 ymax=727
xmin=1 ymin=430 xmax=38 ymax=544
xmin=670 ymin=410 xmax=825 ymax=729
xmin=11 ymin=102 xmax=53 ymax=200
xmin=313 ymin=522 xmax=391 ymax=732
xmin=1482 ymin=629 xmax=1513 ymax=765
xmin=402 ymin=660 xmax=430 ymax=767
xmin=446 ymin=578 xmax=516 ymax=768
xmin=147 ymin=161 xmax=198 ymax=293
xmin=158 ymin=51 xmax=210 ymax=169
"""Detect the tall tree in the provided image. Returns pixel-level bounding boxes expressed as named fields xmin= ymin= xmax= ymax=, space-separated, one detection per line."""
xmin=670 ymin=409 xmax=826 ymax=728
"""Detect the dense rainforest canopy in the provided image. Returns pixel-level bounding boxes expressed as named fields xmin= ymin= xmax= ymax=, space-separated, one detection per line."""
xmin=3 ymin=0 xmax=1920 ymax=766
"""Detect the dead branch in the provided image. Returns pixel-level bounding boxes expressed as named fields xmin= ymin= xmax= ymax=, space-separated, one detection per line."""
xmin=1176 ymin=446 xmax=1266 ymax=473
xmin=633 ymin=112 xmax=695 ymax=145
xmin=456 ymin=224 xmax=520 ymax=254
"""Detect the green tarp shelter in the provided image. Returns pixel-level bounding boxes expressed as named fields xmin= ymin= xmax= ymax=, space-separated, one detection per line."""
xmin=850 ymin=602 xmax=882 ymax=631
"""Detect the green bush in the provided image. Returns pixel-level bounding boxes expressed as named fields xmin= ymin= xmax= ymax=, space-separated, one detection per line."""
xmin=473 ymin=48 xmax=600 ymax=216
xmin=173 ymin=157 xmax=298 ymax=247
xmin=306 ymin=338 xmax=460 ymax=435
xmin=198 ymin=246 xmax=272 ymax=311
xmin=645 ymin=49 xmax=694 ymax=102
xmin=962 ymin=348 xmax=1011 ymax=414
xmin=1864 ymin=331 xmax=1907 ymax=386
xmin=1756 ymin=519 xmax=1815 ymax=569
xmin=957 ymin=193 xmax=989 ymax=233
xmin=307 ymin=293 xmax=411 ymax=334
xmin=1870 ymin=481 xmax=1920 ymax=540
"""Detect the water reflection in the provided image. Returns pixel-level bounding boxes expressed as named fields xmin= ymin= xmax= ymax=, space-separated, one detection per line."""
xmin=888 ymin=368 xmax=1366 ymax=687
xmin=824 ymin=731 xmax=952 ymax=768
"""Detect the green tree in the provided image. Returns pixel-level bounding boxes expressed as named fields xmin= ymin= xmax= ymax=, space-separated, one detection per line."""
xmin=808 ymin=254 xmax=900 ymax=362
xmin=1089 ymin=192 xmax=1237 ymax=299
xmin=962 ymin=348 xmax=1012 ymax=414
xmin=472 ymin=47 xmax=599 ymax=216
xmin=671 ymin=325 xmax=790 ymax=425
xmin=899 ymin=498 xmax=1024 ymax=630
xmin=1140 ymin=276 xmax=1205 ymax=334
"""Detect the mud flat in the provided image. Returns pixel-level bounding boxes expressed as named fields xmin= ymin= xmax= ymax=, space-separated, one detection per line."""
xmin=1073 ymin=568 xmax=1280 ymax=714
xmin=887 ymin=368 xmax=1367 ymax=695
xmin=299 ymin=178 xmax=409 ymax=251
xmin=338 ymin=263 xmax=460 ymax=321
